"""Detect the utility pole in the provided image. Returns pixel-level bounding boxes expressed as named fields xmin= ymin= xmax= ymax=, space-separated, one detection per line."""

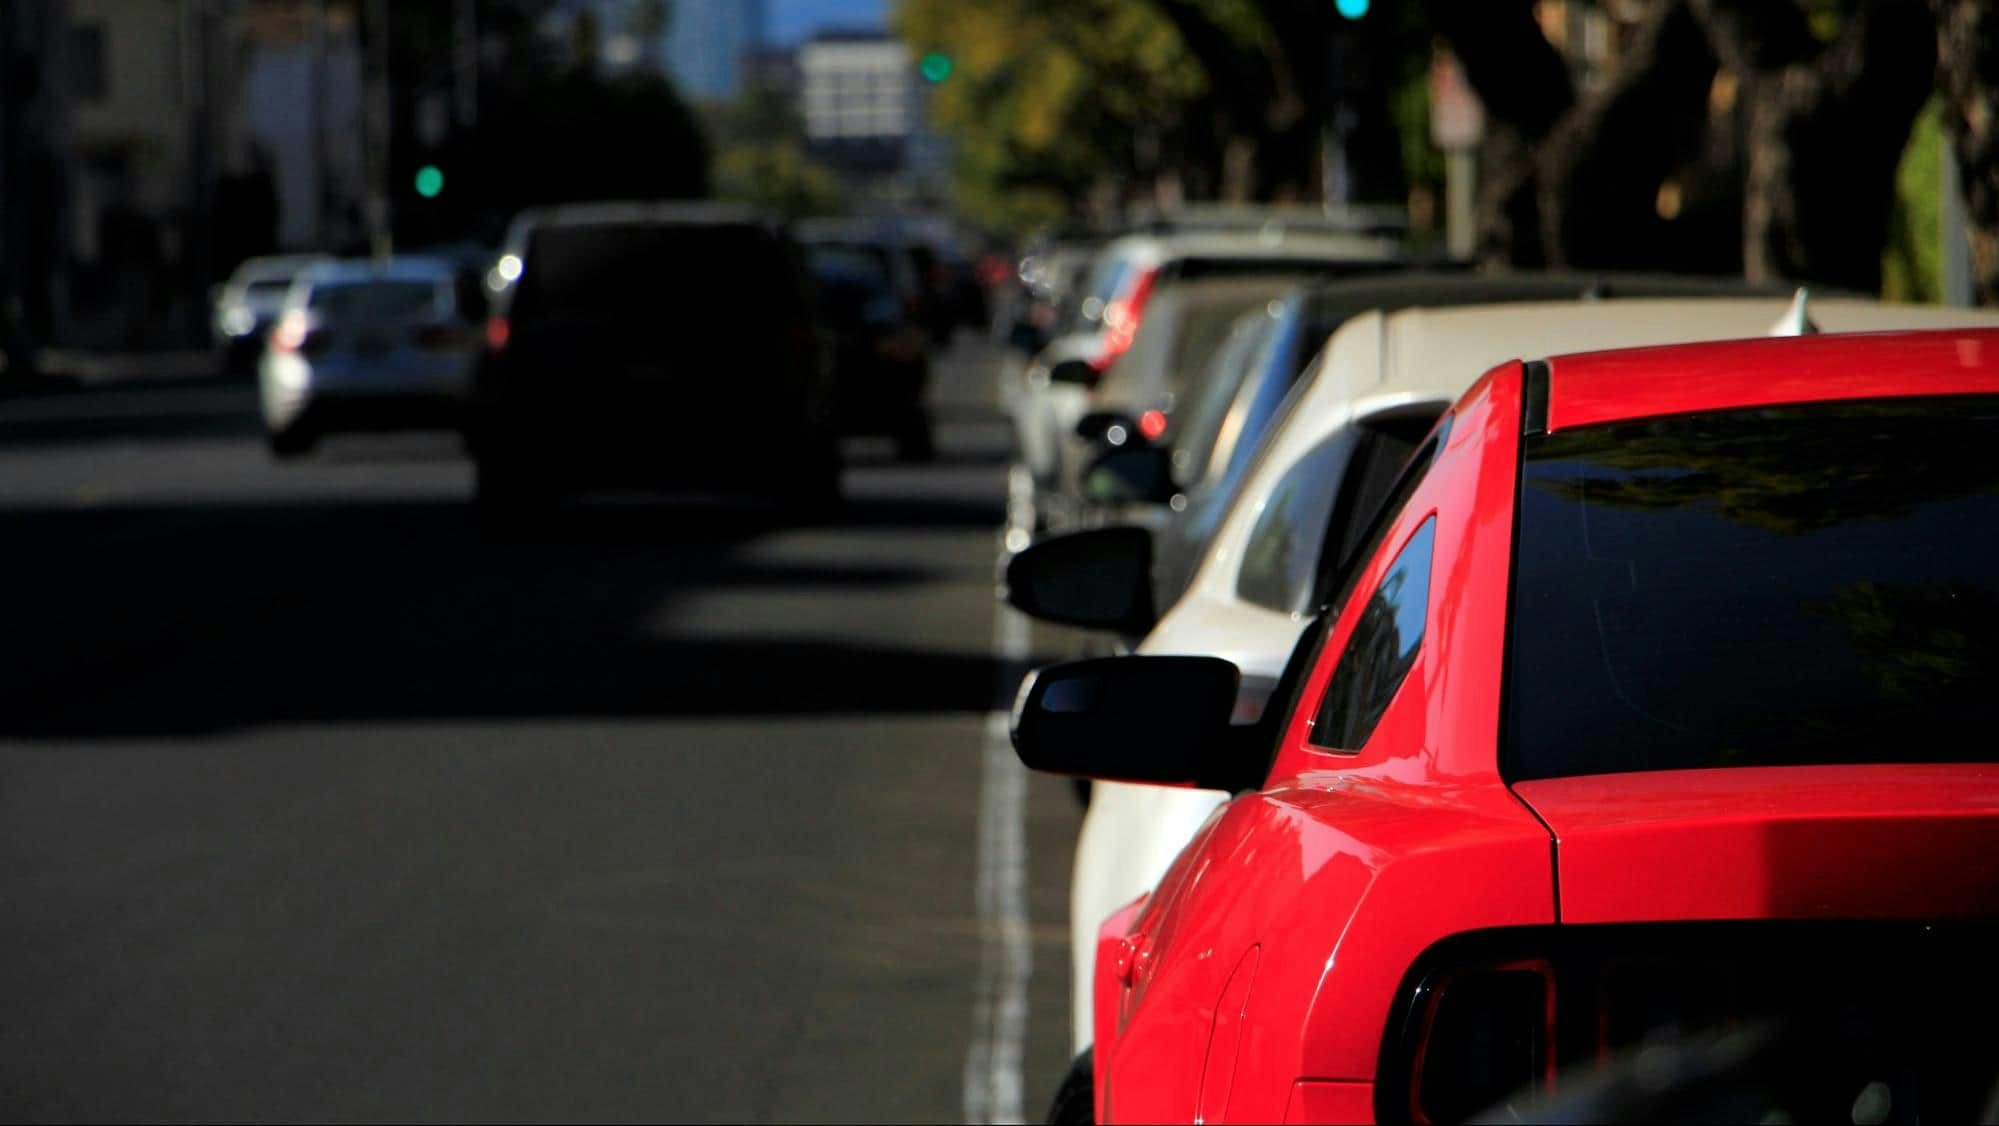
xmin=363 ymin=0 xmax=391 ymax=259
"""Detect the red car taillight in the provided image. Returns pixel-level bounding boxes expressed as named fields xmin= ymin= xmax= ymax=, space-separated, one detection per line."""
xmin=1379 ymin=924 xmax=1999 ymax=1125
xmin=1094 ymin=265 xmax=1157 ymax=368
xmin=1401 ymin=959 xmax=1556 ymax=1126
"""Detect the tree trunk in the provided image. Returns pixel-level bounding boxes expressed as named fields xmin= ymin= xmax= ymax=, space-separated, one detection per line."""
xmin=1432 ymin=0 xmax=1574 ymax=264
xmin=1537 ymin=0 xmax=1724 ymax=272
xmin=1699 ymin=0 xmax=1936 ymax=292
xmin=1934 ymin=0 xmax=1999 ymax=302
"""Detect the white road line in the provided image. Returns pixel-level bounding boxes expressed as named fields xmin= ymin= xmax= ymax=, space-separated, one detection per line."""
xmin=966 ymin=520 xmax=1035 ymax=1126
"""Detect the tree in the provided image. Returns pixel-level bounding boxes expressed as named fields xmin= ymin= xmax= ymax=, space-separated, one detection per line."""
xmin=1438 ymin=0 xmax=1941 ymax=294
xmin=1935 ymin=0 xmax=1999 ymax=302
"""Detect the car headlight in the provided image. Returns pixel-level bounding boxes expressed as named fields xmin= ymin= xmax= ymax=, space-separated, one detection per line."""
xmin=219 ymin=307 xmax=257 ymax=337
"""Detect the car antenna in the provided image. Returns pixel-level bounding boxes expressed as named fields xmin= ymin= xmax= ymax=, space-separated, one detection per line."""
xmin=1770 ymin=287 xmax=1821 ymax=336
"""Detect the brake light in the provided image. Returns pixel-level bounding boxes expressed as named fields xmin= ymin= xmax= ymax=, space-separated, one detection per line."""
xmin=1095 ymin=266 xmax=1157 ymax=367
xmin=484 ymin=316 xmax=511 ymax=352
xmin=270 ymin=311 xmax=309 ymax=353
xmin=1139 ymin=408 xmax=1169 ymax=442
xmin=1404 ymin=959 xmax=1556 ymax=1126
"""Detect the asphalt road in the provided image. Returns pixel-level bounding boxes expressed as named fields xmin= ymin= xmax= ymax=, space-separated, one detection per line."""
xmin=0 ymin=338 xmax=1083 ymax=1122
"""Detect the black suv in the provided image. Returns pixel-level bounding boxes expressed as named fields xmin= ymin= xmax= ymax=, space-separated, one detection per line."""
xmin=467 ymin=203 xmax=839 ymax=515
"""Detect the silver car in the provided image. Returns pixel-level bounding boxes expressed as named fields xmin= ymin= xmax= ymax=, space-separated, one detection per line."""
xmin=258 ymin=257 xmax=475 ymax=457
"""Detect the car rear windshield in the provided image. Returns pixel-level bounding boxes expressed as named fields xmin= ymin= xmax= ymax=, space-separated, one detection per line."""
xmin=1505 ymin=396 xmax=1999 ymax=782
xmin=307 ymin=280 xmax=442 ymax=321
xmin=512 ymin=222 xmax=800 ymax=325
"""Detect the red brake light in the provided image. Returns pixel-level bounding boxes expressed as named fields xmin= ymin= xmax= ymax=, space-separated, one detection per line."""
xmin=484 ymin=316 xmax=511 ymax=352
xmin=1095 ymin=265 xmax=1158 ymax=367
xmin=1138 ymin=408 xmax=1169 ymax=442
xmin=1405 ymin=959 xmax=1556 ymax=1126
xmin=270 ymin=311 xmax=310 ymax=353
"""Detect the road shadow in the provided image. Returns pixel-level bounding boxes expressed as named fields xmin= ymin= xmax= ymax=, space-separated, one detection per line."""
xmin=2 ymin=496 xmax=1004 ymax=738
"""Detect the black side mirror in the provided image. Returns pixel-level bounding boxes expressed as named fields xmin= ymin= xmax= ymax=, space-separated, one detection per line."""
xmin=1082 ymin=445 xmax=1177 ymax=506
xmin=1048 ymin=357 xmax=1101 ymax=387
xmin=1003 ymin=525 xmax=1156 ymax=635
xmin=1011 ymin=656 xmax=1240 ymax=785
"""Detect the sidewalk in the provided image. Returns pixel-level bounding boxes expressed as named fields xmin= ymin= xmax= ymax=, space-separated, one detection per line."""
xmin=1 ymin=348 xmax=223 ymax=395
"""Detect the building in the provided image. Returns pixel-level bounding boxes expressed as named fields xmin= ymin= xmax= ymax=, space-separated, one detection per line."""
xmin=237 ymin=1 xmax=365 ymax=253
xmin=662 ymin=0 xmax=767 ymax=101
xmin=798 ymin=31 xmax=917 ymax=179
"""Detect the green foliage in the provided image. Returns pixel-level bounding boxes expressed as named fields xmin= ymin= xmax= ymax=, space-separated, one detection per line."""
xmin=1883 ymin=98 xmax=1944 ymax=304
xmin=713 ymin=142 xmax=844 ymax=220
xmin=701 ymin=80 xmax=845 ymax=221
xmin=892 ymin=0 xmax=1215 ymax=230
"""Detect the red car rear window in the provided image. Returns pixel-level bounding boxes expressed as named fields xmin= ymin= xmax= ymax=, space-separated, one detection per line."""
xmin=1505 ymin=395 xmax=1999 ymax=781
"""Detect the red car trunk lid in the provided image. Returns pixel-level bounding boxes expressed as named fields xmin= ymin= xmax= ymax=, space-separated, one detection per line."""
xmin=1511 ymin=764 xmax=1999 ymax=924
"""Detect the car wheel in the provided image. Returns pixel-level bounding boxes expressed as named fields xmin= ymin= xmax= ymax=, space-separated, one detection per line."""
xmin=894 ymin=414 xmax=936 ymax=463
xmin=1046 ymin=1049 xmax=1094 ymax=1125
xmin=265 ymin=422 xmax=317 ymax=459
xmin=473 ymin=457 xmax=554 ymax=528
xmin=782 ymin=444 xmax=844 ymax=514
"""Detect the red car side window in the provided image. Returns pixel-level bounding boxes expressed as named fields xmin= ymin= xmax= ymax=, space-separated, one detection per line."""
xmin=1308 ymin=516 xmax=1436 ymax=752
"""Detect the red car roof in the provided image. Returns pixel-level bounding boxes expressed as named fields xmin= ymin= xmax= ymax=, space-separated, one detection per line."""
xmin=1545 ymin=328 xmax=1999 ymax=433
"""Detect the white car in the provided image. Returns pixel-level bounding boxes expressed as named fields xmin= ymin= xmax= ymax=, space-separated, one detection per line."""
xmin=259 ymin=256 xmax=476 ymax=456
xmin=1009 ymin=291 xmax=1999 ymax=1053
xmin=213 ymin=253 xmax=330 ymax=373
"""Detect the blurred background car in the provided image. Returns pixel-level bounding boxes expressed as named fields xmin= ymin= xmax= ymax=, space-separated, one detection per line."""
xmin=212 ymin=254 xmax=329 ymax=376
xmin=467 ymin=202 xmax=836 ymax=517
xmin=802 ymin=231 xmax=935 ymax=461
xmin=1009 ymin=223 xmax=1405 ymax=531
xmin=257 ymin=255 xmax=476 ymax=457
xmin=1040 ymin=273 xmax=1305 ymax=531
xmin=1001 ymin=237 xmax=1104 ymax=356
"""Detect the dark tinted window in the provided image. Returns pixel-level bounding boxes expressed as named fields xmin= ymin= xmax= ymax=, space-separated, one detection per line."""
xmin=514 ymin=222 xmax=801 ymax=325
xmin=1323 ymin=417 xmax=1438 ymax=581
xmin=1506 ymin=397 xmax=1999 ymax=782
xmin=1173 ymin=310 xmax=1280 ymax=489
xmin=1238 ymin=432 xmax=1359 ymax=614
xmin=1310 ymin=516 xmax=1436 ymax=750
xmin=308 ymin=280 xmax=443 ymax=321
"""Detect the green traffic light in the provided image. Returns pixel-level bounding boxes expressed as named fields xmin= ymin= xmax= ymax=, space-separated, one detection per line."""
xmin=919 ymin=52 xmax=953 ymax=83
xmin=1336 ymin=0 xmax=1369 ymax=17
xmin=415 ymin=165 xmax=445 ymax=198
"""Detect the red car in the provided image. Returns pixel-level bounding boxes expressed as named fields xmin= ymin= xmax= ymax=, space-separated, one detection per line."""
xmin=1014 ymin=329 xmax=1999 ymax=1124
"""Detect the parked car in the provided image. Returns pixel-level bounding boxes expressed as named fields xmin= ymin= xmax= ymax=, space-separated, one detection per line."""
xmin=803 ymin=240 xmax=934 ymax=461
xmin=214 ymin=253 xmax=329 ymax=375
xmin=1038 ymin=274 xmax=1309 ymax=531
xmin=1003 ymin=239 xmax=1102 ymax=355
xmin=1005 ymin=292 xmax=1999 ymax=1059
xmin=1010 ymin=227 xmax=1404 ymax=529
xmin=1014 ymin=326 xmax=1999 ymax=1124
xmin=466 ymin=202 xmax=837 ymax=515
xmin=257 ymin=256 xmax=475 ymax=456
xmin=1094 ymin=272 xmax=1815 ymax=603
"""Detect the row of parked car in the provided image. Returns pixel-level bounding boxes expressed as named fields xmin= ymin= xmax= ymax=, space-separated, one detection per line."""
xmin=997 ymin=215 xmax=1999 ymax=1123
xmin=212 ymin=205 xmax=995 ymax=513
